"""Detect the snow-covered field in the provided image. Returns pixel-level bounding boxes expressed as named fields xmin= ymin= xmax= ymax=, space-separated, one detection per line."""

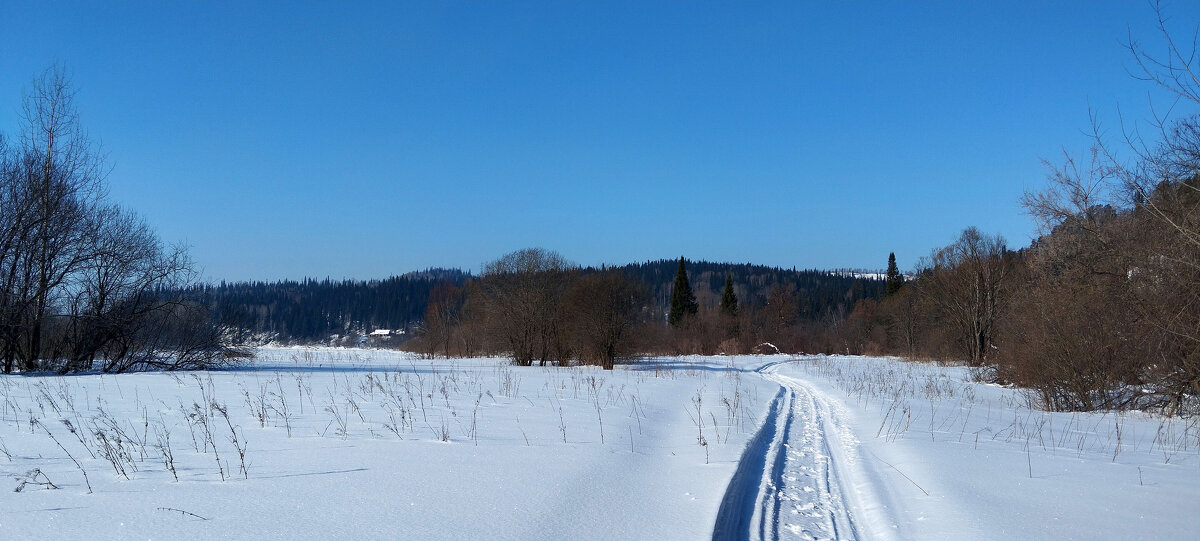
xmin=0 ymin=348 xmax=775 ymax=540
xmin=0 ymin=349 xmax=1196 ymax=540
xmin=765 ymin=356 xmax=1200 ymax=541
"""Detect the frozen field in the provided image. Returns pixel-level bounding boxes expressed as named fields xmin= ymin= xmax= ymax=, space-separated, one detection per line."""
xmin=0 ymin=348 xmax=1196 ymax=540
xmin=0 ymin=348 xmax=774 ymax=540
xmin=761 ymin=357 xmax=1200 ymax=540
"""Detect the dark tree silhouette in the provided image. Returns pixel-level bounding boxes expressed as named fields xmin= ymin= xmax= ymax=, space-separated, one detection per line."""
xmin=667 ymin=257 xmax=698 ymax=327
xmin=885 ymin=252 xmax=903 ymax=296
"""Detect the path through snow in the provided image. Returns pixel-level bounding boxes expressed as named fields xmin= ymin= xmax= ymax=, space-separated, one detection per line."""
xmin=714 ymin=359 xmax=893 ymax=541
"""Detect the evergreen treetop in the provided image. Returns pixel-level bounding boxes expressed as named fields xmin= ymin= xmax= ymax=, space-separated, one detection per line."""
xmin=668 ymin=257 xmax=699 ymax=327
xmin=886 ymin=252 xmax=903 ymax=296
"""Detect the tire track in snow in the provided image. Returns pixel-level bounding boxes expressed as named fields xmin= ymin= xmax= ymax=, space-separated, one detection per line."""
xmin=713 ymin=360 xmax=865 ymax=541
xmin=712 ymin=386 xmax=786 ymax=541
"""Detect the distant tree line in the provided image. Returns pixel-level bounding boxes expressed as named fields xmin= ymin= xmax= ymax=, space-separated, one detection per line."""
xmin=401 ymin=249 xmax=887 ymax=369
xmin=200 ymin=254 xmax=887 ymax=362
xmin=0 ymin=67 xmax=224 ymax=373
xmin=190 ymin=269 xmax=471 ymax=344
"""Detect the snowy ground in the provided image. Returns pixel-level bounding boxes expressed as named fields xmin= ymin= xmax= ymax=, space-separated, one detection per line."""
xmin=0 ymin=349 xmax=1196 ymax=540
xmin=750 ymin=356 xmax=1200 ymax=541
xmin=0 ymin=348 xmax=775 ymax=540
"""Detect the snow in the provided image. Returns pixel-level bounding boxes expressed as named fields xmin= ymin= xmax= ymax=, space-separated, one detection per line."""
xmin=760 ymin=356 xmax=1200 ymax=540
xmin=831 ymin=270 xmax=887 ymax=281
xmin=0 ymin=349 xmax=775 ymax=540
xmin=0 ymin=349 xmax=1196 ymax=540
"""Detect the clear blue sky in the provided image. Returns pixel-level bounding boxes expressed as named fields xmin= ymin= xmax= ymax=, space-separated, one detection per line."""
xmin=2 ymin=1 xmax=1196 ymax=282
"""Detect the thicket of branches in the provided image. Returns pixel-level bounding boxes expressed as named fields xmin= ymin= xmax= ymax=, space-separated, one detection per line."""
xmin=413 ymin=248 xmax=652 ymax=370
xmin=0 ymin=67 xmax=225 ymax=373
xmin=839 ymin=3 xmax=1199 ymax=416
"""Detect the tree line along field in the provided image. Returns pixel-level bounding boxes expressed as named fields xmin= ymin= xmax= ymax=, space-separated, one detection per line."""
xmin=191 ymin=260 xmax=886 ymax=351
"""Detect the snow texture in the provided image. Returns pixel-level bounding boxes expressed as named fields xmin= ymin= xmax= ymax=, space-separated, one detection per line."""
xmin=0 ymin=349 xmax=1195 ymax=540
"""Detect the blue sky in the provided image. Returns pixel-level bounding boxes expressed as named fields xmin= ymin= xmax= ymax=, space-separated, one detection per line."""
xmin=2 ymin=1 xmax=1196 ymax=282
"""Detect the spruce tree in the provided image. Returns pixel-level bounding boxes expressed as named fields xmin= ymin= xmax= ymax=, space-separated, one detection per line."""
xmin=668 ymin=257 xmax=699 ymax=327
xmin=886 ymin=252 xmax=903 ymax=296
xmin=719 ymin=272 xmax=738 ymax=318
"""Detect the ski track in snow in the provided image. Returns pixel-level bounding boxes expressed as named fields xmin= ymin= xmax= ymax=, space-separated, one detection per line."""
xmin=714 ymin=359 xmax=873 ymax=541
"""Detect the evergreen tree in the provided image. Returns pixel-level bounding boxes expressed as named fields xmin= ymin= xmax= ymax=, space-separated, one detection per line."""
xmin=719 ymin=272 xmax=738 ymax=318
xmin=668 ymin=257 xmax=699 ymax=327
xmin=886 ymin=252 xmax=903 ymax=296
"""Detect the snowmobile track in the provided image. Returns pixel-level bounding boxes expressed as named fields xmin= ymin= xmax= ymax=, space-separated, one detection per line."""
xmin=713 ymin=360 xmax=862 ymax=541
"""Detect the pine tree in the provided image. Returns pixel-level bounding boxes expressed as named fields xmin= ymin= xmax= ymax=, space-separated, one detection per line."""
xmin=668 ymin=257 xmax=699 ymax=327
xmin=886 ymin=252 xmax=903 ymax=296
xmin=719 ymin=272 xmax=738 ymax=318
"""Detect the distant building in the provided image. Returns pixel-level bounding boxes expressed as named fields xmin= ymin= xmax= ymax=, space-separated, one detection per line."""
xmin=367 ymin=329 xmax=407 ymax=343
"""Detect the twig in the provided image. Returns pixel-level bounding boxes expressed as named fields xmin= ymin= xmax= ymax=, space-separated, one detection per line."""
xmin=14 ymin=468 xmax=58 ymax=492
xmin=869 ymin=451 xmax=929 ymax=496
xmin=36 ymin=420 xmax=91 ymax=493
xmin=157 ymin=507 xmax=209 ymax=520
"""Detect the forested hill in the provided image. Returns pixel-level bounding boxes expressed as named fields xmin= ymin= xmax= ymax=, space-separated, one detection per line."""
xmin=616 ymin=260 xmax=884 ymax=318
xmin=191 ymin=269 xmax=471 ymax=342
xmin=193 ymin=262 xmax=883 ymax=344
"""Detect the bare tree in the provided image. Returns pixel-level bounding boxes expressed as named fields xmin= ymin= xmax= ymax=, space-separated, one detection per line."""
xmin=1004 ymin=163 xmax=1137 ymax=409
xmin=881 ymin=284 xmax=921 ymax=357
xmin=74 ymin=211 xmax=207 ymax=373
xmin=915 ymin=227 xmax=1013 ymax=365
xmin=0 ymin=66 xmax=226 ymax=373
xmin=479 ymin=248 xmax=575 ymax=366
xmin=561 ymin=272 xmax=647 ymax=370
xmin=16 ymin=66 xmax=108 ymax=371
xmin=421 ymin=280 xmax=464 ymax=358
xmin=757 ymin=282 xmax=798 ymax=346
xmin=1052 ymin=0 xmax=1200 ymax=413
xmin=0 ymin=132 xmax=34 ymax=372
xmin=1021 ymin=131 xmax=1199 ymax=413
xmin=995 ymin=2 xmax=1200 ymax=414
xmin=1121 ymin=8 xmax=1200 ymax=412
